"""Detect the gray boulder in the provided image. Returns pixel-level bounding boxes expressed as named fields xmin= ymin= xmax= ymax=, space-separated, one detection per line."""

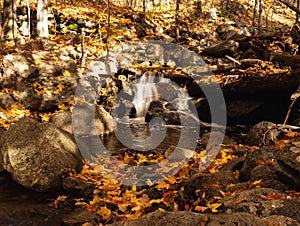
xmin=0 ymin=117 xmax=83 ymax=191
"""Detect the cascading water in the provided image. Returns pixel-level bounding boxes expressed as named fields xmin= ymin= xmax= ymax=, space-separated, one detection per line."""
xmin=132 ymin=75 xmax=159 ymax=120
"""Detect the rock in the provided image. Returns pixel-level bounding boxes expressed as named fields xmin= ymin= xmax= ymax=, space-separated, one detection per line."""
xmin=0 ymin=128 xmax=5 ymax=172
xmin=239 ymin=145 xmax=300 ymax=190
xmin=62 ymin=176 xmax=95 ymax=198
xmin=245 ymin=121 xmax=279 ymax=146
xmin=0 ymin=117 xmax=83 ymax=191
xmin=108 ymin=211 xmax=268 ymax=226
xmin=72 ymin=103 xmax=115 ymax=136
xmin=85 ymin=20 xmax=97 ymax=29
xmin=201 ymin=131 xmax=236 ymax=146
xmin=51 ymin=110 xmax=74 ymax=134
xmin=222 ymin=187 xmax=285 ymax=208
xmin=264 ymin=215 xmax=299 ymax=226
xmin=226 ymin=99 xmax=261 ymax=120
xmin=216 ymin=22 xmax=236 ymax=34
xmin=201 ymin=40 xmax=239 ymax=58
xmin=61 ymin=208 xmax=100 ymax=225
xmin=221 ymin=188 xmax=300 ymax=224
xmin=0 ymin=92 xmax=14 ymax=108
xmin=1 ymin=52 xmax=79 ymax=111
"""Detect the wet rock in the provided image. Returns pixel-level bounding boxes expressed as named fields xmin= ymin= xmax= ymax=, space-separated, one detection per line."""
xmin=245 ymin=121 xmax=279 ymax=146
xmin=0 ymin=117 xmax=83 ymax=191
xmin=201 ymin=40 xmax=239 ymax=58
xmin=108 ymin=211 xmax=268 ymax=226
xmin=239 ymin=146 xmax=300 ymax=191
xmin=1 ymin=52 xmax=79 ymax=111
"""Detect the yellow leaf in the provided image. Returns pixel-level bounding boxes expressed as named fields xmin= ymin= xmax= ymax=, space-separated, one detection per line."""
xmin=207 ymin=203 xmax=222 ymax=213
xmin=57 ymin=84 xmax=64 ymax=92
xmin=63 ymin=70 xmax=71 ymax=77
xmin=97 ymin=206 xmax=111 ymax=220
xmin=34 ymin=61 xmax=43 ymax=66
xmin=118 ymin=203 xmax=129 ymax=213
xmin=156 ymin=181 xmax=170 ymax=190
xmin=252 ymin=179 xmax=262 ymax=186
xmin=126 ymin=211 xmax=143 ymax=220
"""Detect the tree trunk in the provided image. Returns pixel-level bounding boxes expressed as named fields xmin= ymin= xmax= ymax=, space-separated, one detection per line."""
xmin=297 ymin=0 xmax=300 ymax=23
xmin=258 ymin=0 xmax=263 ymax=33
xmin=37 ymin=0 xmax=49 ymax=38
xmin=253 ymin=0 xmax=258 ymax=26
xmin=3 ymin=0 xmax=18 ymax=40
xmin=175 ymin=0 xmax=180 ymax=41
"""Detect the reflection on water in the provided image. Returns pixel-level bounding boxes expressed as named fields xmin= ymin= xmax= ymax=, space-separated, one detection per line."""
xmin=101 ymin=123 xmax=200 ymax=156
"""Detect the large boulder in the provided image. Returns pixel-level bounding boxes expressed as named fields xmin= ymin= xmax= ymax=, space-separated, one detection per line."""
xmin=108 ymin=211 xmax=268 ymax=226
xmin=239 ymin=143 xmax=300 ymax=191
xmin=1 ymin=52 xmax=79 ymax=111
xmin=0 ymin=117 xmax=83 ymax=191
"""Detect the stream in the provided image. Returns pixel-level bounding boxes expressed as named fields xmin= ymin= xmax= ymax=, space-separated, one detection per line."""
xmin=0 ymin=121 xmax=250 ymax=226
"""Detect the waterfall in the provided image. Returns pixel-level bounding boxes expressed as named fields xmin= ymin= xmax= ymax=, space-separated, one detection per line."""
xmin=132 ymin=75 xmax=158 ymax=119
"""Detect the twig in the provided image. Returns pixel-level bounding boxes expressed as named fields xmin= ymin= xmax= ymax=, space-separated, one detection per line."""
xmin=225 ymin=55 xmax=241 ymax=65
xmin=80 ymin=28 xmax=86 ymax=69
xmin=283 ymin=85 xmax=300 ymax=125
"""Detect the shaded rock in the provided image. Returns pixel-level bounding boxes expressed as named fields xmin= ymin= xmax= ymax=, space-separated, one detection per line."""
xmin=201 ymin=131 xmax=236 ymax=146
xmin=0 ymin=117 xmax=83 ymax=191
xmin=239 ymin=146 xmax=300 ymax=190
xmin=62 ymin=208 xmax=100 ymax=226
xmin=108 ymin=211 xmax=268 ymax=226
xmin=62 ymin=176 xmax=95 ymax=198
xmin=226 ymin=99 xmax=261 ymax=120
xmin=201 ymin=40 xmax=239 ymax=58
xmin=0 ymin=92 xmax=14 ymax=108
xmin=245 ymin=121 xmax=279 ymax=146
xmin=0 ymin=128 xmax=5 ymax=172
xmin=1 ymin=52 xmax=79 ymax=111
